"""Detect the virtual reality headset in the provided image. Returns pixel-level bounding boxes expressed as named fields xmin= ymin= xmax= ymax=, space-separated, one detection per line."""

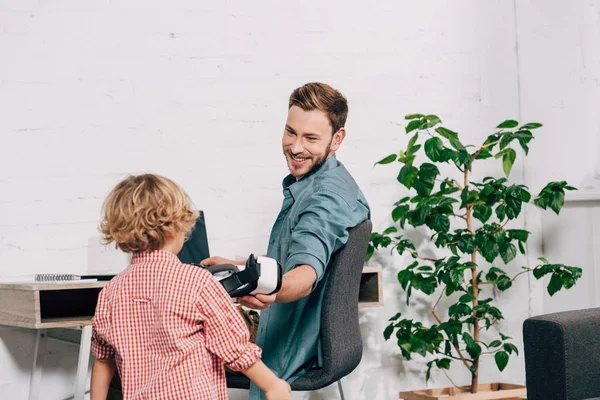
xmin=204 ymin=254 xmax=282 ymax=298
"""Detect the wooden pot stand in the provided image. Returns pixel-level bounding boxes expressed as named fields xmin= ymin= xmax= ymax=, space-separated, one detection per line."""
xmin=400 ymin=383 xmax=527 ymax=400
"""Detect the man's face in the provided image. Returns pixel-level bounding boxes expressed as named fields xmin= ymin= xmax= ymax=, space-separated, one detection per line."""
xmin=282 ymin=106 xmax=345 ymax=180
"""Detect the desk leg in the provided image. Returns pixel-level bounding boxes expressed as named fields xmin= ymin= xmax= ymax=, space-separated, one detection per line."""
xmin=73 ymin=326 xmax=92 ymax=400
xmin=28 ymin=329 xmax=47 ymax=400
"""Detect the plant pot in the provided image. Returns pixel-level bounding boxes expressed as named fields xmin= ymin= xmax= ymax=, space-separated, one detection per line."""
xmin=400 ymin=383 xmax=526 ymax=400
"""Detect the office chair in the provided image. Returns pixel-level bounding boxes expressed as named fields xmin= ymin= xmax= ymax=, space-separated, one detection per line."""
xmin=227 ymin=219 xmax=372 ymax=399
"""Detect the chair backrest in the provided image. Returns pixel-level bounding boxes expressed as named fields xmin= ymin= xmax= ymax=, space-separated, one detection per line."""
xmin=291 ymin=219 xmax=372 ymax=391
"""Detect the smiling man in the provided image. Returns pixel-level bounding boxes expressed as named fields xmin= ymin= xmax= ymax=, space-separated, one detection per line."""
xmin=204 ymin=82 xmax=370 ymax=399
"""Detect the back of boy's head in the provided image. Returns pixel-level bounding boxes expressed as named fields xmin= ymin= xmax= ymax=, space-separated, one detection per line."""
xmin=100 ymin=174 xmax=199 ymax=253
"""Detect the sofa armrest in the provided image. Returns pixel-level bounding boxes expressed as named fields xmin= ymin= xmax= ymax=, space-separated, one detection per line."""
xmin=523 ymin=307 xmax=600 ymax=400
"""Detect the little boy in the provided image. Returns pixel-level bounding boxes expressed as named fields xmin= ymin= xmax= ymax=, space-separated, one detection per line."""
xmin=90 ymin=174 xmax=291 ymax=400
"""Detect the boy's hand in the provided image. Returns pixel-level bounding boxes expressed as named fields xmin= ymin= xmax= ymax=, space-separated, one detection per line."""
xmin=200 ymin=256 xmax=243 ymax=266
xmin=238 ymin=293 xmax=277 ymax=310
xmin=265 ymin=379 xmax=291 ymax=400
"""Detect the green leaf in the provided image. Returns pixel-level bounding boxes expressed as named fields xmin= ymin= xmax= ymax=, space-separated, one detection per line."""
xmin=414 ymin=163 xmax=440 ymax=197
xmin=549 ymin=191 xmax=565 ymax=215
xmin=408 ymin=134 xmax=420 ymax=149
xmin=411 ymin=205 xmax=432 ymax=226
xmin=520 ymin=122 xmax=543 ymax=130
xmin=459 ymin=293 xmax=476 ymax=303
xmin=519 ymin=139 xmax=530 ymax=155
xmin=507 ymin=229 xmax=530 ymax=242
xmin=419 ymin=163 xmax=440 ymax=184
xmin=548 ymin=273 xmax=564 ymax=296
xmin=406 ymin=120 xmax=423 ymax=133
xmin=426 ymin=363 xmax=433 ymax=383
xmin=454 ymin=149 xmax=472 ymax=170
xmin=424 ymin=137 xmax=445 ymax=162
xmin=462 ymin=332 xmax=482 ymax=359
xmin=392 ymin=205 xmax=409 ymax=222
xmin=505 ymin=189 xmax=523 ymax=220
xmin=435 ymin=127 xmax=458 ymax=140
xmin=405 ymin=114 xmax=425 ymax=120
xmin=504 ymin=343 xmax=519 ymax=355
xmin=389 ymin=312 xmax=402 ymax=321
xmin=449 ymin=138 xmax=466 ymax=151
xmin=497 ymin=120 xmax=519 ymax=129
xmin=460 ymin=188 xmax=479 ymax=209
xmin=496 ymin=275 xmax=513 ymax=291
xmin=450 ymin=267 xmax=465 ymax=286
xmin=383 ymin=226 xmax=398 ymax=235
xmin=424 ymin=115 xmax=442 ymax=128
xmin=478 ymin=235 xmax=500 ymax=263
xmin=495 ymin=204 xmax=506 ymax=220
xmin=449 ymin=303 xmax=471 ymax=317
xmin=518 ymin=241 xmax=526 ymax=255
xmin=458 ymin=235 xmax=476 ymax=254
xmin=489 ymin=340 xmax=502 ymax=348
xmin=395 ymin=196 xmax=411 ymax=205
xmin=397 ymin=164 xmax=419 ymax=188
xmin=473 ymin=205 xmax=493 ymax=223
xmin=384 ymin=324 xmax=395 ymax=340
xmin=499 ymin=133 xmax=515 ymax=150
xmin=375 ymin=154 xmax=397 ymax=165
xmin=438 ymin=358 xmax=451 ymax=369
xmin=501 ymin=243 xmax=518 ymax=264
xmin=427 ymin=214 xmax=450 ymax=233
xmin=502 ymin=148 xmax=517 ymax=177
xmin=475 ymin=149 xmax=493 ymax=160
xmin=495 ymin=351 xmax=509 ymax=371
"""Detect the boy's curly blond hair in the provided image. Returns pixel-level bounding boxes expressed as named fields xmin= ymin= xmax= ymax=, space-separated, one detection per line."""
xmin=100 ymin=174 xmax=199 ymax=253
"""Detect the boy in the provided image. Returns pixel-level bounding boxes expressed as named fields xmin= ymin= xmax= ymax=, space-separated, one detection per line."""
xmin=90 ymin=174 xmax=291 ymax=400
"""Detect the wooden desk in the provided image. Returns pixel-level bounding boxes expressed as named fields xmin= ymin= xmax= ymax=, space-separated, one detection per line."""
xmin=0 ymin=267 xmax=382 ymax=400
xmin=0 ymin=281 xmax=107 ymax=400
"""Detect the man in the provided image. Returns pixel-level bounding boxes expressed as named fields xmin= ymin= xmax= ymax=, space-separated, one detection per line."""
xmin=203 ymin=82 xmax=370 ymax=399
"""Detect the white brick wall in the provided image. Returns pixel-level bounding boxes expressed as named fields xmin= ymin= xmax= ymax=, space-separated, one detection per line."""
xmin=1 ymin=0 xmax=595 ymax=399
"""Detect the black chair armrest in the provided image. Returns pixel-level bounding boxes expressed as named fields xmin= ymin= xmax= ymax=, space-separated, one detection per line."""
xmin=523 ymin=307 xmax=600 ymax=400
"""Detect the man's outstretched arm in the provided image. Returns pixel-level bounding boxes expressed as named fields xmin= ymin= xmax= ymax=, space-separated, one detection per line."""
xmin=238 ymin=264 xmax=316 ymax=310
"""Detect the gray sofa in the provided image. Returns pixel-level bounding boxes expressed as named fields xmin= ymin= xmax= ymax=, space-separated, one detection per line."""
xmin=523 ymin=307 xmax=600 ymax=400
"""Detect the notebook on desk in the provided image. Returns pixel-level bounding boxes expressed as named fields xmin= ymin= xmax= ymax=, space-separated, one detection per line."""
xmin=177 ymin=211 xmax=211 ymax=265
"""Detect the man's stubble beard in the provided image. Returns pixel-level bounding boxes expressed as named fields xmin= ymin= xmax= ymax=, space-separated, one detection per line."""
xmin=285 ymin=140 xmax=332 ymax=180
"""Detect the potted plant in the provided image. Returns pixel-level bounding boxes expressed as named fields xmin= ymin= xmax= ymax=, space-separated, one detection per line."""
xmin=368 ymin=114 xmax=582 ymax=399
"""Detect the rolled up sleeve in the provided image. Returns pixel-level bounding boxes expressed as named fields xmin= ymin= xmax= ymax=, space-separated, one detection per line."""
xmin=91 ymin=288 xmax=116 ymax=360
xmin=196 ymin=274 xmax=262 ymax=372
xmin=285 ymin=190 xmax=353 ymax=287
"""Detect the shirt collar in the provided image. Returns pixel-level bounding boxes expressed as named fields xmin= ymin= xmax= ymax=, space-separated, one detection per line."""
xmin=131 ymin=249 xmax=180 ymax=265
xmin=282 ymin=154 xmax=338 ymax=200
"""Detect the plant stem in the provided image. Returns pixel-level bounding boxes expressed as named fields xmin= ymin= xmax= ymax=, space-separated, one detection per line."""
xmin=510 ymin=269 xmax=531 ymax=282
xmin=432 ymin=288 xmax=472 ymax=371
xmin=418 ymin=255 xmax=442 ymax=263
xmin=465 ymin=167 xmax=480 ymax=393
xmin=442 ymin=369 xmax=463 ymax=391
xmin=471 ymin=140 xmax=501 ymax=160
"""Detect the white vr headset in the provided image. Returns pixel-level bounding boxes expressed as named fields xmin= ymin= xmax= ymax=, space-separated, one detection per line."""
xmin=204 ymin=254 xmax=282 ymax=298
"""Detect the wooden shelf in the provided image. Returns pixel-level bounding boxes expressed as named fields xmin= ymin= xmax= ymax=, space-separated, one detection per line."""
xmin=0 ymin=281 xmax=107 ymax=329
xmin=359 ymin=266 xmax=383 ymax=308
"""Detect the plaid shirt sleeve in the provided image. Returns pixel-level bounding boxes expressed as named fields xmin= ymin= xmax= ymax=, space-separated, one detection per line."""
xmin=196 ymin=275 xmax=262 ymax=372
xmin=91 ymin=287 xmax=116 ymax=360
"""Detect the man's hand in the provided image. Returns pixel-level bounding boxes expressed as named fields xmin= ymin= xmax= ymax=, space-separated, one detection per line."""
xmin=200 ymin=256 xmax=244 ymax=267
xmin=238 ymin=293 xmax=277 ymax=310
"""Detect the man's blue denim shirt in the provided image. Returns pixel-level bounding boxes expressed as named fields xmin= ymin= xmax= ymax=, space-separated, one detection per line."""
xmin=250 ymin=155 xmax=370 ymax=398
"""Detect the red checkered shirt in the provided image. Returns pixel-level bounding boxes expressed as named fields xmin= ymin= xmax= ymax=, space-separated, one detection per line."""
xmin=91 ymin=250 xmax=261 ymax=400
